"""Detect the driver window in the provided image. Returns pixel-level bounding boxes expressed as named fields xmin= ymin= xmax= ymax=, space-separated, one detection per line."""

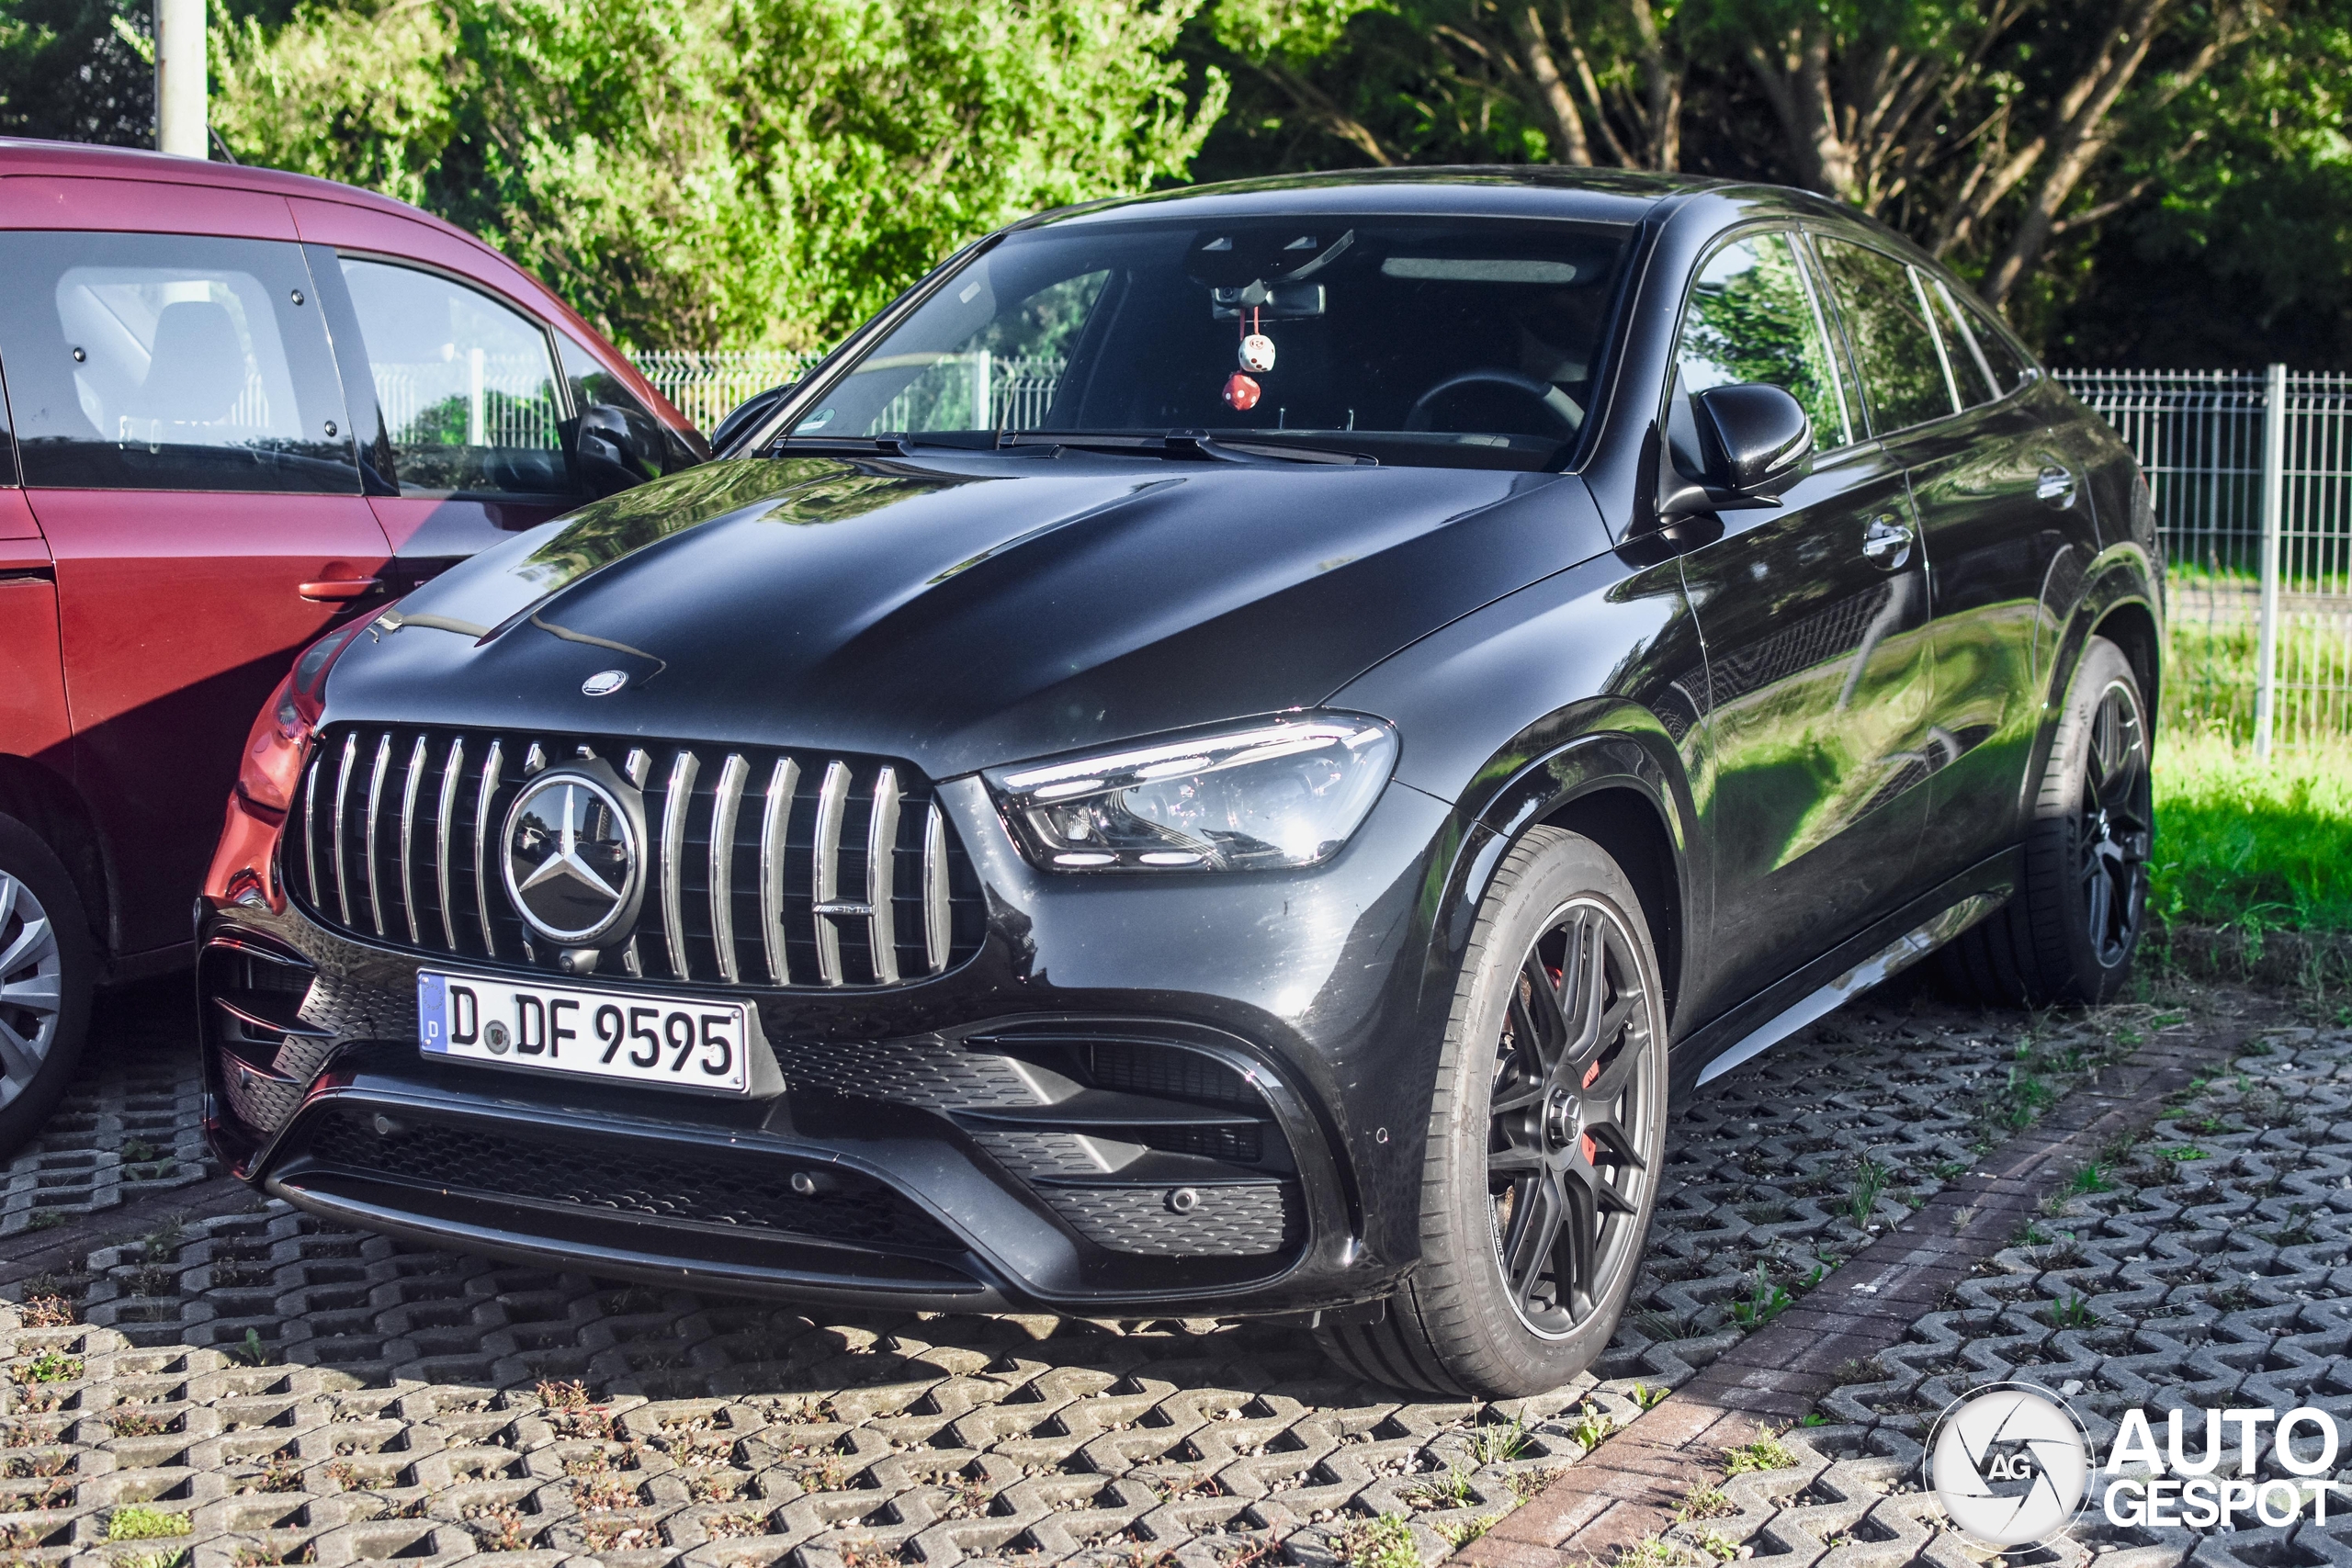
xmin=1675 ymin=231 xmax=1851 ymax=451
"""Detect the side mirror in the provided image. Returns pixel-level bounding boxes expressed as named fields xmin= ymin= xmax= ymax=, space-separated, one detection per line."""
xmin=709 ymin=383 xmax=793 ymax=454
xmin=1693 ymin=383 xmax=1812 ymax=497
xmin=574 ymin=403 xmax=662 ymax=497
xmin=1653 ymin=381 xmax=1814 ymax=529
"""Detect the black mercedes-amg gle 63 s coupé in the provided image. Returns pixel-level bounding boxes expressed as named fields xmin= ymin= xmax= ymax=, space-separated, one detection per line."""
xmin=199 ymin=168 xmax=2159 ymax=1396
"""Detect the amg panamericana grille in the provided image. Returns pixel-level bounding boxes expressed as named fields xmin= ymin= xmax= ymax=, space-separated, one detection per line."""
xmin=287 ymin=727 xmax=983 ymax=987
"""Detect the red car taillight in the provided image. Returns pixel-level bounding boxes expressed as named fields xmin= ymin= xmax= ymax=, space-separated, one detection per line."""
xmin=206 ymin=621 xmax=368 ymax=909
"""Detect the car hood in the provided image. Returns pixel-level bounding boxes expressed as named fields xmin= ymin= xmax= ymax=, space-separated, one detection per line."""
xmin=326 ymin=451 xmax=1611 ymax=778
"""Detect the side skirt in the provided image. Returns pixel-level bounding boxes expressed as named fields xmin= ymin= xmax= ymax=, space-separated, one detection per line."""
xmin=1670 ymin=847 xmax=2020 ymax=1093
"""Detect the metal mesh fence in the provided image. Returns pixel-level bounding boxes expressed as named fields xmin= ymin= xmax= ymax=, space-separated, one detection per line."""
xmin=2057 ymin=367 xmax=2352 ymax=750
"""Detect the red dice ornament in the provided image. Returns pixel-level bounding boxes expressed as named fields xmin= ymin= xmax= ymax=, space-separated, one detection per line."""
xmin=1223 ymin=372 xmax=1261 ymax=411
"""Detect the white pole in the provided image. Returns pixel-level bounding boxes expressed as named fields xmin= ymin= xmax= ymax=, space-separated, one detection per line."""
xmin=2255 ymin=361 xmax=2287 ymax=761
xmin=154 ymin=0 xmax=208 ymax=158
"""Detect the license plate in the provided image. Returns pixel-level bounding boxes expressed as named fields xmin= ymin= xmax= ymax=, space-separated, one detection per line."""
xmin=417 ymin=971 xmax=751 ymax=1094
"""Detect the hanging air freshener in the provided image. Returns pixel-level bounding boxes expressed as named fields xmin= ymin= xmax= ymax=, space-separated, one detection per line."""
xmin=1224 ymin=372 xmax=1262 ymax=410
xmin=1239 ymin=333 xmax=1276 ymax=373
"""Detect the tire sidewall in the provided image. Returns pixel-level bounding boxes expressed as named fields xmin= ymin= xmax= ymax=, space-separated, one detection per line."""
xmin=1423 ymin=829 xmax=1668 ymax=1393
xmin=0 ymin=814 xmax=93 ymax=1155
xmin=2047 ymin=637 xmax=2150 ymax=1005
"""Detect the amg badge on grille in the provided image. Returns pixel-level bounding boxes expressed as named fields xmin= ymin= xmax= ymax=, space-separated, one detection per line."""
xmin=500 ymin=762 xmax=646 ymax=944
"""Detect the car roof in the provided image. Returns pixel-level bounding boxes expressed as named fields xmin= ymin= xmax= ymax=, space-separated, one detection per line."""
xmin=0 ymin=136 xmax=458 ymax=225
xmin=1029 ymin=165 xmax=1739 ymax=231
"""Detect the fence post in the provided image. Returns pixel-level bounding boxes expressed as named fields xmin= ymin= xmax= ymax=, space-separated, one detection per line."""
xmin=2255 ymin=362 xmax=2288 ymax=760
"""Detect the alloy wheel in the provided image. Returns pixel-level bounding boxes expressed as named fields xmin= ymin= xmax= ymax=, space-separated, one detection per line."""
xmin=0 ymin=871 xmax=62 ymax=1108
xmin=2079 ymin=679 xmax=2153 ymax=967
xmin=1486 ymin=897 xmax=1658 ymax=1337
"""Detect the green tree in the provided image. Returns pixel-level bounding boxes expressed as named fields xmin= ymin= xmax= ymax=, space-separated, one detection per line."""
xmin=210 ymin=0 xmax=1227 ymax=352
xmin=1182 ymin=0 xmax=2312 ymax=333
xmin=0 ymin=0 xmax=153 ymax=146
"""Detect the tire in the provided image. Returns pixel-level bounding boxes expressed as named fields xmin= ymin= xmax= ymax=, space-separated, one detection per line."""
xmin=1317 ymin=827 xmax=1668 ymax=1398
xmin=1938 ymin=635 xmax=2153 ymax=1008
xmin=0 ymin=814 xmax=92 ymax=1158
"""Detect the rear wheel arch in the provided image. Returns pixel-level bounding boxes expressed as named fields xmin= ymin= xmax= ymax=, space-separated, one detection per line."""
xmin=2087 ymin=599 xmax=2162 ymax=734
xmin=0 ymin=757 xmax=109 ymax=956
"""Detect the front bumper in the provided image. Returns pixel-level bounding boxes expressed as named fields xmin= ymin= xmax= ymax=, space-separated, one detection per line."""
xmin=199 ymin=780 xmax=1464 ymax=1318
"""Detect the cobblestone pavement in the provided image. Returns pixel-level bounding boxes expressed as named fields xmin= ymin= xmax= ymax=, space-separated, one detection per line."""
xmin=0 ymin=974 xmax=2276 ymax=1567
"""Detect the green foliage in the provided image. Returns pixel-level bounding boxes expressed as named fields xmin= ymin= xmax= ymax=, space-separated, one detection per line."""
xmin=2050 ymin=1292 xmax=2098 ymax=1329
xmin=0 ymin=0 xmax=153 ymax=145
xmin=16 ymin=1348 xmax=81 ymax=1383
xmin=106 ymin=1506 xmax=192 ymax=1541
xmin=1729 ymin=1261 xmax=1819 ymax=1328
xmin=1844 ymin=1151 xmax=1890 ymax=1229
xmin=2152 ymin=737 xmax=2352 ymax=934
xmin=209 ymin=0 xmax=1226 ymax=352
xmin=1722 ymin=1431 xmax=1798 ymax=1475
xmin=1464 ymin=1413 xmax=1532 ymax=1465
xmin=1335 ymin=1511 xmax=1418 ymax=1568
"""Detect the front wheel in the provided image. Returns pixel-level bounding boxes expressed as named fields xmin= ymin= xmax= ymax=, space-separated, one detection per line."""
xmin=1317 ymin=827 xmax=1667 ymax=1397
xmin=0 ymin=814 xmax=92 ymax=1157
xmin=1939 ymin=635 xmax=2153 ymax=1007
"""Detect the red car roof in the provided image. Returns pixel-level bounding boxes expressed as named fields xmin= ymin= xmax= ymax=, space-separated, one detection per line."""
xmin=0 ymin=138 xmax=692 ymax=433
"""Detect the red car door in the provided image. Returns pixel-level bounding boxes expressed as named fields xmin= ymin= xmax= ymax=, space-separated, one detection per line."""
xmin=287 ymin=198 xmax=703 ymax=580
xmin=0 ymin=224 xmax=390 ymax=958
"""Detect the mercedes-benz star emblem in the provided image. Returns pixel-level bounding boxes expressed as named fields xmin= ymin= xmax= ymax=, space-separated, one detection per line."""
xmin=582 ymin=670 xmax=628 ymax=696
xmin=502 ymin=768 xmax=641 ymax=943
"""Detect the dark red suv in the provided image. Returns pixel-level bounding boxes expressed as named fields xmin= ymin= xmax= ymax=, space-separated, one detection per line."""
xmin=0 ymin=139 xmax=705 ymax=1148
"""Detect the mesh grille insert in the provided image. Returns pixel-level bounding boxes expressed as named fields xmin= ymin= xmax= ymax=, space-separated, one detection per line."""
xmin=306 ymin=1110 xmax=960 ymax=1253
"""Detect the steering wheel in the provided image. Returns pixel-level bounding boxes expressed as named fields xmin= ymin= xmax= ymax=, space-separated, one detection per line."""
xmin=1403 ymin=368 xmax=1583 ymax=436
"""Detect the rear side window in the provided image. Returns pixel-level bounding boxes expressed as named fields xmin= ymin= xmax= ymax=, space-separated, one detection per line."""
xmin=1812 ymin=237 xmax=1958 ymax=435
xmin=1922 ymin=277 xmax=2000 ymax=406
xmin=339 ymin=259 xmax=575 ymax=500
xmin=1954 ymin=290 xmax=2034 ymax=396
xmin=1674 ymin=230 xmax=1853 ymax=450
xmin=0 ymin=231 xmax=357 ymax=493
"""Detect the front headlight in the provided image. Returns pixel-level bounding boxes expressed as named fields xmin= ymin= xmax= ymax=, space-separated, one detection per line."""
xmin=985 ymin=713 xmax=1398 ymax=872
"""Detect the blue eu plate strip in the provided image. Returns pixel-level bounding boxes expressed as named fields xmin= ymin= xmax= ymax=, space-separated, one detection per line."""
xmin=417 ymin=972 xmax=448 ymax=1053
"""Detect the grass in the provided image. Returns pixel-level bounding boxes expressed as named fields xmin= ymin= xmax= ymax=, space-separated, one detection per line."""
xmin=1844 ymin=1151 xmax=1891 ymax=1228
xmin=2152 ymin=734 xmax=2352 ymax=931
xmin=1334 ymin=1512 xmax=1418 ymax=1568
xmin=105 ymin=1507 xmax=190 ymax=1541
xmin=1722 ymin=1431 xmax=1798 ymax=1475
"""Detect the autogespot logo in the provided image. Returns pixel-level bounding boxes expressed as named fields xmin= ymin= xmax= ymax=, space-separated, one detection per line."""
xmin=1928 ymin=1383 xmax=2093 ymax=1548
xmin=1931 ymin=1387 xmax=2352 ymax=1546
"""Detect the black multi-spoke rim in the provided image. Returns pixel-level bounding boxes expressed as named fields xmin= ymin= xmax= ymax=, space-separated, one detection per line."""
xmin=2079 ymin=680 xmax=2153 ymax=967
xmin=1487 ymin=899 xmax=1657 ymax=1338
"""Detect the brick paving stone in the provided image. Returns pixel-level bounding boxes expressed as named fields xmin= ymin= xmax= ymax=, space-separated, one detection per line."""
xmin=0 ymin=971 xmax=2267 ymax=1566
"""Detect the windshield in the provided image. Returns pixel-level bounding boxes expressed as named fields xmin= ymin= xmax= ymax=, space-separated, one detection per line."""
xmin=786 ymin=216 xmax=1634 ymax=469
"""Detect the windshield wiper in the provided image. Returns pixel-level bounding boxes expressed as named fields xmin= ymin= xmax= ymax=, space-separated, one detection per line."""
xmin=1001 ymin=431 xmax=1376 ymax=466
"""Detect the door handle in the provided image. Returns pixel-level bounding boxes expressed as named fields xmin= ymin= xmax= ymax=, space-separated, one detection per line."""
xmin=1861 ymin=516 xmax=1914 ymax=569
xmin=298 ymin=577 xmax=382 ymax=602
xmin=2036 ymin=464 xmax=2077 ymax=506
